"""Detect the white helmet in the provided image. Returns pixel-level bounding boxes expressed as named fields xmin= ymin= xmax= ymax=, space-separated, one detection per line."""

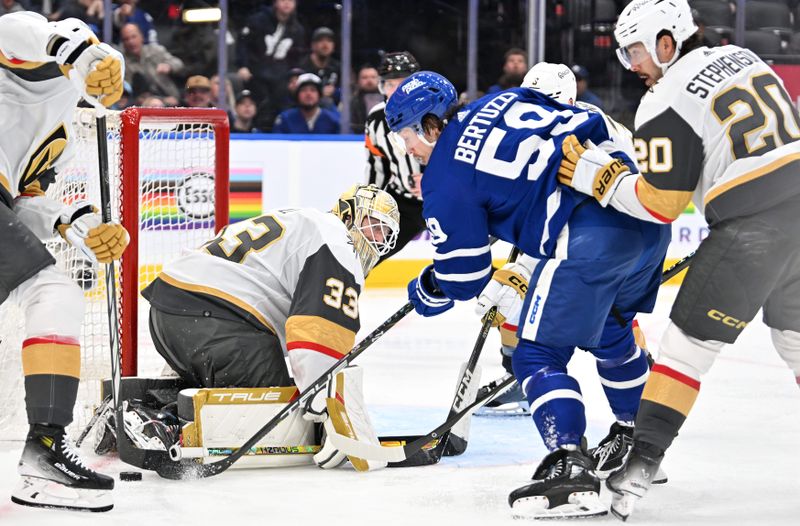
xmin=614 ymin=0 xmax=697 ymax=74
xmin=521 ymin=62 xmax=576 ymax=105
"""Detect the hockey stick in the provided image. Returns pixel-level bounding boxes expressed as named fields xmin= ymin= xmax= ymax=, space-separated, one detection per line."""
xmin=92 ymin=109 xmax=128 ymax=467
xmin=662 ymin=251 xmax=694 ymax=283
xmin=387 ymin=246 xmax=521 ymax=467
xmin=327 ymin=373 xmax=517 ymax=464
xmin=114 ymin=302 xmax=415 ymax=478
xmin=378 ymin=250 xmax=694 ymax=466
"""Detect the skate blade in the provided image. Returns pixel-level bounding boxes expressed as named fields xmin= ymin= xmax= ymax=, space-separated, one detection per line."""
xmin=511 ymin=491 xmax=607 ymax=519
xmin=11 ymin=476 xmax=113 ymax=512
xmin=609 ymin=492 xmax=639 ymax=522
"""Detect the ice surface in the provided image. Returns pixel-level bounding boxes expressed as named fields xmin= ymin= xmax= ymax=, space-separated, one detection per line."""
xmin=1 ymin=287 xmax=798 ymax=525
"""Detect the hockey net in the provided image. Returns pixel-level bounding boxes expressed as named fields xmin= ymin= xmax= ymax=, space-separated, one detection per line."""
xmin=0 ymin=107 xmax=229 ymax=442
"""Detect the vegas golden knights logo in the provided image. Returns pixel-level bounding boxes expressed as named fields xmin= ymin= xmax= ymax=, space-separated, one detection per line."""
xmin=19 ymin=123 xmax=68 ymax=191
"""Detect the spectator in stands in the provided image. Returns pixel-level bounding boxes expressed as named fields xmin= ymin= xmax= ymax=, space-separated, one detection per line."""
xmin=235 ymin=0 xmax=307 ymax=106
xmin=570 ymin=64 xmax=604 ymax=109
xmin=231 ymin=90 xmax=260 ymax=133
xmin=256 ymin=66 xmax=305 ymax=132
xmin=349 ymin=64 xmax=382 ymax=133
xmin=119 ymin=23 xmax=184 ymax=102
xmin=211 ymin=74 xmax=237 ymax=111
xmin=486 ymin=47 xmax=528 ymax=94
xmin=113 ymin=0 xmax=157 ymax=43
xmin=273 ymin=73 xmax=340 ymax=134
xmin=0 ymin=0 xmax=24 ymax=15
xmin=170 ymin=17 xmax=220 ymax=78
xmin=298 ymin=27 xmax=340 ymax=108
xmin=183 ymin=75 xmax=214 ymax=108
xmin=49 ymin=0 xmax=104 ymax=33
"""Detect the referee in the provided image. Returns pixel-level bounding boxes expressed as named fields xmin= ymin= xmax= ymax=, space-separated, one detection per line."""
xmin=363 ymin=51 xmax=425 ymax=263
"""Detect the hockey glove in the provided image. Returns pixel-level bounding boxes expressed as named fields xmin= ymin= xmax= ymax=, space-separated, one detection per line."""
xmin=408 ymin=264 xmax=454 ymax=317
xmin=48 ymin=19 xmax=124 ymax=108
xmin=558 ymin=135 xmax=630 ymax=207
xmin=475 ymin=261 xmax=532 ymax=327
xmin=57 ymin=201 xmax=130 ymax=264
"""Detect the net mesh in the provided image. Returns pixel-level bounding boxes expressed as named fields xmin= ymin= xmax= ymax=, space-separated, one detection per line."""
xmin=0 ymin=108 xmax=225 ymax=442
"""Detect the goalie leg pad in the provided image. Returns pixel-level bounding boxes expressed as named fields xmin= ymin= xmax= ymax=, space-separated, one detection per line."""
xmin=314 ymin=366 xmax=387 ymax=471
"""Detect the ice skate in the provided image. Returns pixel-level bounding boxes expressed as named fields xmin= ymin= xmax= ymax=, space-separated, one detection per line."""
xmin=589 ymin=422 xmax=667 ymax=484
xmin=93 ymin=399 xmax=181 ymax=455
xmin=606 ymin=441 xmax=664 ymax=521
xmin=509 ymin=446 xmax=606 ymax=519
xmin=475 ymin=373 xmax=531 ymax=417
xmin=12 ymin=424 xmax=114 ymax=512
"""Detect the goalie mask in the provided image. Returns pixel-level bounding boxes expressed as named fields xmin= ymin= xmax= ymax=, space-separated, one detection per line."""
xmin=332 ymin=184 xmax=400 ymax=276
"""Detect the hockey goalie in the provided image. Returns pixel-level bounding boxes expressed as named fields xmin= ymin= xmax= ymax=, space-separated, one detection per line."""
xmin=91 ymin=184 xmax=400 ymax=472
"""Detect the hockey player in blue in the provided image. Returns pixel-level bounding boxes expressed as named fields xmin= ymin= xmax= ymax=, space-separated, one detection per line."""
xmin=385 ymin=71 xmax=670 ymax=518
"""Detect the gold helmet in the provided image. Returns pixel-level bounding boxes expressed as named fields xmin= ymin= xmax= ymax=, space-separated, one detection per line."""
xmin=332 ymin=184 xmax=400 ymax=276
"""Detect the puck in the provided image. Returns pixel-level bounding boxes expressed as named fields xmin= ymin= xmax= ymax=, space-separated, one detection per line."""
xmin=120 ymin=471 xmax=142 ymax=481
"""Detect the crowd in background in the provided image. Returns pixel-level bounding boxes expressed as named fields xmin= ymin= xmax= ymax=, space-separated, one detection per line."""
xmin=6 ymin=0 xmax=799 ymax=134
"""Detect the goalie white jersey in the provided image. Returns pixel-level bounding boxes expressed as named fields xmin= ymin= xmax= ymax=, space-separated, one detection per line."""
xmin=614 ymin=45 xmax=800 ymax=225
xmin=144 ymin=208 xmax=364 ymax=390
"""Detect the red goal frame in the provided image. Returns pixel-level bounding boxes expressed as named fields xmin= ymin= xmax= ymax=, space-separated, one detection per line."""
xmin=117 ymin=107 xmax=230 ymax=376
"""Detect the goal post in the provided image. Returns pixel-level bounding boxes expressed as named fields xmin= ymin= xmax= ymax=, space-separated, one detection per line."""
xmin=117 ymin=107 xmax=230 ymax=376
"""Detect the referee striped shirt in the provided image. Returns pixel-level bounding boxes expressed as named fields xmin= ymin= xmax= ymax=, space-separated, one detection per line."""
xmin=363 ymin=101 xmax=422 ymax=201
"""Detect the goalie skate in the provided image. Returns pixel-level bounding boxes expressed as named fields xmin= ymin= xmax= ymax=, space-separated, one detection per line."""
xmin=509 ymin=447 xmax=606 ymax=519
xmin=12 ymin=424 xmax=113 ymax=512
xmin=474 ymin=373 xmax=530 ymax=417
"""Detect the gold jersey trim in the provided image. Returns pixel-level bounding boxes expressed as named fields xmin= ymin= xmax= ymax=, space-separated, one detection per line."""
xmin=704 ymin=152 xmax=800 ymax=206
xmin=285 ymin=314 xmax=356 ymax=357
xmin=157 ymin=272 xmax=277 ymax=335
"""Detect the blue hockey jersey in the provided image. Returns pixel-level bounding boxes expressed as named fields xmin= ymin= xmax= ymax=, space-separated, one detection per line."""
xmin=423 ymin=88 xmax=633 ymax=300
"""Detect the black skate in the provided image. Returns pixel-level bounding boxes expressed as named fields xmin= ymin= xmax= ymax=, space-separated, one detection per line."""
xmin=12 ymin=424 xmax=114 ymax=512
xmin=92 ymin=399 xmax=181 ymax=455
xmin=606 ymin=441 xmax=664 ymax=521
xmin=509 ymin=447 xmax=607 ymax=519
xmin=475 ymin=373 xmax=531 ymax=417
xmin=589 ymin=422 xmax=668 ymax=484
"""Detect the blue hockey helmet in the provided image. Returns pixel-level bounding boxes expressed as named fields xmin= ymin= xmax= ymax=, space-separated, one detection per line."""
xmin=385 ymin=71 xmax=458 ymax=135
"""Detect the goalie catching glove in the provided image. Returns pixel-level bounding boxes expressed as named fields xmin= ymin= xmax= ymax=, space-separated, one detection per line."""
xmin=475 ymin=254 xmax=535 ymax=327
xmin=48 ymin=18 xmax=124 ymax=108
xmin=56 ymin=201 xmax=129 ymax=263
xmin=557 ymin=135 xmax=630 ymax=207
xmin=303 ymin=366 xmax=387 ymax=472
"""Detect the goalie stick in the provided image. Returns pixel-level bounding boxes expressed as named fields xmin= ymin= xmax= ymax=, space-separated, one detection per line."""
xmin=114 ymin=302 xmax=415 ymax=478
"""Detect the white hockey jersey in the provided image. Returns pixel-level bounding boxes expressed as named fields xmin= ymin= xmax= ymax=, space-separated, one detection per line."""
xmin=144 ymin=208 xmax=364 ymax=390
xmin=609 ymin=45 xmax=800 ymax=225
xmin=0 ymin=12 xmax=85 ymax=238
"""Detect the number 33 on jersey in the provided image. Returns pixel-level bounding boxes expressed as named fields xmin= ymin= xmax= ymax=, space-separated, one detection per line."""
xmin=149 ymin=208 xmax=364 ymax=365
